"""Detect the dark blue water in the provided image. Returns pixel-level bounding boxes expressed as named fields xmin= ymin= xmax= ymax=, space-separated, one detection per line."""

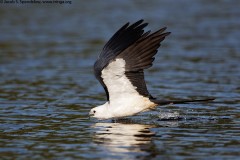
xmin=0 ymin=1 xmax=240 ymax=159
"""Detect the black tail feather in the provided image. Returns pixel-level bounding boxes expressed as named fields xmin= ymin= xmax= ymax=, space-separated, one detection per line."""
xmin=151 ymin=98 xmax=215 ymax=105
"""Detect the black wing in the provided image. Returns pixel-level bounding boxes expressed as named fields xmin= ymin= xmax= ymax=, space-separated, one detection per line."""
xmin=117 ymin=27 xmax=170 ymax=98
xmin=94 ymin=20 xmax=147 ymax=101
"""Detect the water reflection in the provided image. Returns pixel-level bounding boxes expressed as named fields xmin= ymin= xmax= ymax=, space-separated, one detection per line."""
xmin=92 ymin=122 xmax=155 ymax=157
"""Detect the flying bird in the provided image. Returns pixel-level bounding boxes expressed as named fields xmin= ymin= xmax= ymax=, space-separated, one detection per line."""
xmin=89 ymin=20 xmax=214 ymax=120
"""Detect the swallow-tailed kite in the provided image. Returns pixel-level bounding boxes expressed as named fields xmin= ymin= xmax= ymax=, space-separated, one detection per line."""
xmin=89 ymin=20 xmax=214 ymax=119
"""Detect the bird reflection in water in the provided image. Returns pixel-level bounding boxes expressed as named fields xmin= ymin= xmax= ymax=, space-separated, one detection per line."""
xmin=92 ymin=122 xmax=156 ymax=158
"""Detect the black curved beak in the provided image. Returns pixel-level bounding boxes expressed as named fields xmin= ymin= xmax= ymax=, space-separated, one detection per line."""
xmin=89 ymin=113 xmax=94 ymax=119
xmin=89 ymin=113 xmax=94 ymax=117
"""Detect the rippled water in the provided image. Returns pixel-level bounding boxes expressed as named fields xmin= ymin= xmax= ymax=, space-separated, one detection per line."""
xmin=0 ymin=1 xmax=240 ymax=159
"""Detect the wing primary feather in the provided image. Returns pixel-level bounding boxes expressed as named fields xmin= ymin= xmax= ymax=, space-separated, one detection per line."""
xmin=103 ymin=22 xmax=130 ymax=51
xmin=119 ymin=27 xmax=170 ymax=72
xmin=128 ymin=19 xmax=144 ymax=29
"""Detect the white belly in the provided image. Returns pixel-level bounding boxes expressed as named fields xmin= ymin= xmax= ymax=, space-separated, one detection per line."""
xmin=109 ymin=95 xmax=157 ymax=118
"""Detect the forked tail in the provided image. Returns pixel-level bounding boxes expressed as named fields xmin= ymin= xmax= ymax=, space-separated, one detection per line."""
xmin=151 ymin=98 xmax=215 ymax=105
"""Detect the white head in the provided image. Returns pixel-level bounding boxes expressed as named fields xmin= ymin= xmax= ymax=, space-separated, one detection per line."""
xmin=89 ymin=102 xmax=112 ymax=120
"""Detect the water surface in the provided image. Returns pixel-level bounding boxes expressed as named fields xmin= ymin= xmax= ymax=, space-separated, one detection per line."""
xmin=0 ymin=1 xmax=240 ymax=159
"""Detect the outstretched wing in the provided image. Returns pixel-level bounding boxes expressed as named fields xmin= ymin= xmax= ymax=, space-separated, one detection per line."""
xmin=117 ymin=27 xmax=170 ymax=98
xmin=94 ymin=20 xmax=170 ymax=102
xmin=94 ymin=20 xmax=147 ymax=100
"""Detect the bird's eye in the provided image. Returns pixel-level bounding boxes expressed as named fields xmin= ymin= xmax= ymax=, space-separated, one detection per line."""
xmin=93 ymin=110 xmax=96 ymax=113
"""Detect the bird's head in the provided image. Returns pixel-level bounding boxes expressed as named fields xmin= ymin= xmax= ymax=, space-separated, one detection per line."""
xmin=89 ymin=102 xmax=111 ymax=120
